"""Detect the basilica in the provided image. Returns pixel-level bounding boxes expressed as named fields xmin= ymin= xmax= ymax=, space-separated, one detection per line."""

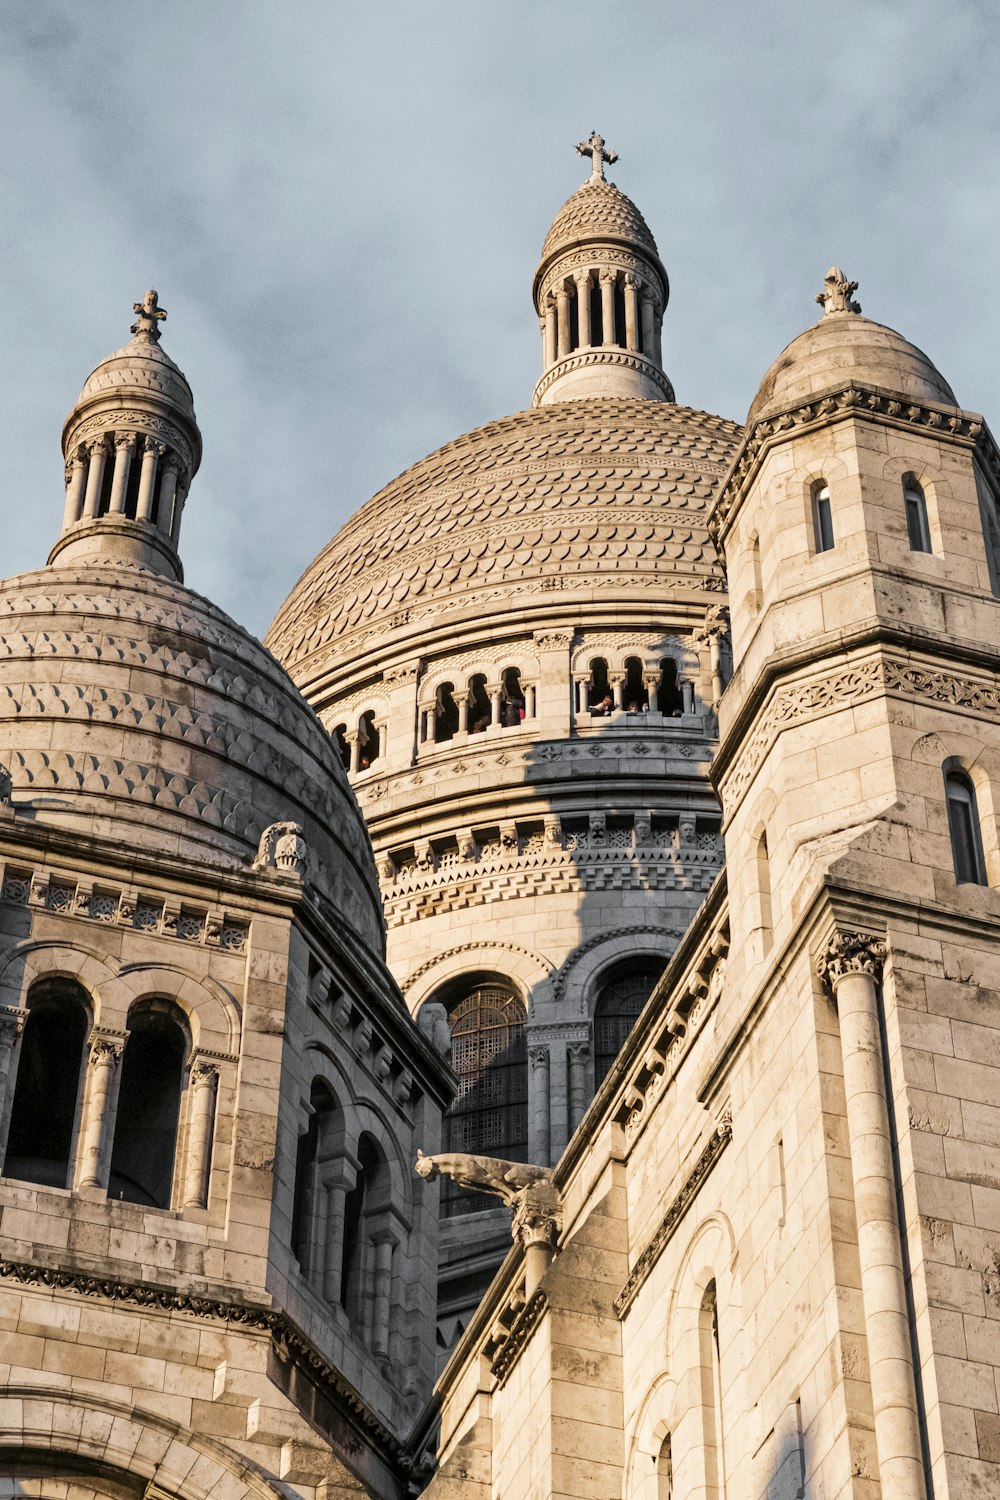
xmin=1 ymin=135 xmax=999 ymax=1500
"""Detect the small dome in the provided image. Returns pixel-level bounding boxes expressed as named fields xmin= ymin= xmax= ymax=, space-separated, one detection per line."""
xmin=0 ymin=562 xmax=384 ymax=955
xmin=75 ymin=335 xmax=196 ymax=427
xmin=749 ymin=269 xmax=957 ymax=424
xmin=541 ymin=175 xmax=658 ymax=261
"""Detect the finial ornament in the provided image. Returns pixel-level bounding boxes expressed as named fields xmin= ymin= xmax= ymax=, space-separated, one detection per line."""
xmin=576 ymin=130 xmax=618 ymax=182
xmin=131 ymin=289 xmax=168 ymax=343
xmin=816 ymin=930 xmax=887 ymax=989
xmin=816 ymin=266 xmax=861 ymax=318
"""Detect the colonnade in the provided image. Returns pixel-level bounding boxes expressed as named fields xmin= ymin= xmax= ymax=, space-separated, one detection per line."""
xmin=540 ymin=267 xmax=662 ymax=370
xmin=61 ymin=431 xmax=188 ymax=543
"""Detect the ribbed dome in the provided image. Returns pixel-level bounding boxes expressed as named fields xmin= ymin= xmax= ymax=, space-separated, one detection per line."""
xmin=73 ymin=335 xmax=197 ymax=428
xmin=541 ymin=176 xmax=658 ymax=260
xmin=0 ymin=562 xmax=384 ymax=953
xmin=267 ymin=399 xmax=742 ymax=681
xmin=749 ymin=311 xmax=958 ymax=426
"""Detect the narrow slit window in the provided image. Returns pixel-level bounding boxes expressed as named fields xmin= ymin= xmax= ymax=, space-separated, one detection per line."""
xmin=812 ymin=483 xmax=834 ymax=553
xmin=945 ymin=771 xmax=988 ymax=885
xmin=904 ymin=478 xmax=931 ymax=553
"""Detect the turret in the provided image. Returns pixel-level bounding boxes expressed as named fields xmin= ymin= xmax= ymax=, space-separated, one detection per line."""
xmin=532 ymin=133 xmax=672 ymax=406
xmin=50 ymin=290 xmax=202 ymax=581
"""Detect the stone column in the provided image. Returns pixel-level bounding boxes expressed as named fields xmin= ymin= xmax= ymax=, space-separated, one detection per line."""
xmin=574 ymin=271 xmax=592 ymax=347
xmin=568 ymin=1041 xmax=589 ymax=1131
xmin=818 ymin=932 xmax=926 ymax=1500
xmin=555 ymin=283 xmax=571 ymax=359
xmin=77 ymin=1033 xmax=126 ymax=1192
xmin=108 ymin=434 xmax=136 ymax=514
xmin=345 ymin=731 xmax=360 ymax=775
xmin=136 ymin=439 xmax=165 ymax=523
xmin=321 ymin=1162 xmax=356 ymax=1306
xmin=169 ymin=477 xmax=188 ymax=546
xmin=371 ymin=1233 xmax=396 ymax=1357
xmin=62 ymin=449 xmax=87 ymax=531
xmin=529 ymin=1044 xmax=551 ymax=1164
xmin=599 ymin=269 xmax=616 ymax=347
xmin=623 ymin=273 xmax=639 ymax=352
xmin=709 ymin=633 xmax=724 ymax=704
xmin=548 ymin=1036 xmax=569 ymax=1160
xmin=157 ymin=459 xmax=179 ymax=534
xmin=0 ymin=1008 xmax=27 ymax=1154
xmin=82 ymin=438 xmax=109 ymax=519
xmin=424 ymin=703 xmax=437 ymax=744
xmin=489 ymin=682 xmax=503 ymax=728
xmin=182 ymin=1060 xmax=219 ymax=1209
xmin=458 ymin=694 xmax=470 ymax=734
xmin=511 ymin=1180 xmax=563 ymax=1298
xmin=544 ymin=298 xmax=557 ymax=368
xmin=640 ymin=288 xmax=655 ymax=358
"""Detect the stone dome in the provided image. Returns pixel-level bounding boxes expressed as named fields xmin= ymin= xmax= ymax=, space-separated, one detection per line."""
xmin=0 ymin=561 xmax=384 ymax=953
xmin=541 ymin=176 xmax=658 ymax=261
xmin=267 ymin=398 xmax=742 ymax=684
xmin=73 ymin=335 xmax=196 ymax=425
xmin=748 ymin=293 xmax=957 ymax=427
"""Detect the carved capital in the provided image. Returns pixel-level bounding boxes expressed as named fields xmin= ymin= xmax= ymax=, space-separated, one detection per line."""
xmin=598 ymin=267 xmax=617 ymax=287
xmin=190 ymin=1059 xmax=220 ymax=1091
xmin=816 ymin=930 xmax=887 ymax=990
xmin=86 ymin=436 xmax=109 ymax=457
xmin=510 ymin=1178 xmax=563 ymax=1251
xmin=144 ymin=438 xmax=167 ymax=459
xmin=114 ymin=432 xmax=137 ymax=453
xmin=89 ymin=1032 xmax=126 ymax=1068
xmin=528 ymin=1044 xmax=550 ymax=1071
xmin=0 ymin=1007 xmax=28 ymax=1044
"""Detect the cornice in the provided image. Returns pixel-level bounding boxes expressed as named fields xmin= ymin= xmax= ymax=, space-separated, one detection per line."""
xmin=709 ymin=380 xmax=997 ymax=548
xmin=532 ymin=348 xmax=674 ymax=406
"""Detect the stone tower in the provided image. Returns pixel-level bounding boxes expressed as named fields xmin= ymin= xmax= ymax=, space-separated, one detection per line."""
xmin=267 ymin=142 xmax=740 ymax=1348
xmin=0 ymin=298 xmax=452 ymax=1497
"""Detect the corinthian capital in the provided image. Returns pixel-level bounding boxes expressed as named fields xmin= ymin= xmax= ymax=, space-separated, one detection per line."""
xmin=816 ymin=930 xmax=887 ymax=989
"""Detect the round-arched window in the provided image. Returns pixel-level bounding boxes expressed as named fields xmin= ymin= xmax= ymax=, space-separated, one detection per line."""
xmin=593 ymin=961 xmax=665 ymax=1086
xmin=443 ymin=980 xmax=527 ymax=1214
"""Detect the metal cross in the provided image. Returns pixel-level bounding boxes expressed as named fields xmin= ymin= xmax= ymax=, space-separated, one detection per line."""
xmin=130 ymin=289 xmax=168 ymax=342
xmin=576 ymin=131 xmax=618 ymax=182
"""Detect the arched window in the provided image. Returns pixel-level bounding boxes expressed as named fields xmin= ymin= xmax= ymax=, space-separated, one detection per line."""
xmin=332 ymin=723 xmax=351 ymax=773
xmin=699 ymin=1281 xmax=726 ymax=1497
xmin=623 ymin=656 xmax=648 ymax=713
xmin=751 ymin=534 xmax=763 ymax=610
xmin=903 ymin=476 xmax=932 ymax=553
xmin=434 ymin=682 xmax=459 ymax=743
xmin=656 ymin=1434 xmax=673 ymax=1500
xmin=4 ymin=979 xmax=89 ymax=1188
xmin=467 ymin=674 xmax=491 ymax=734
xmin=500 ymin=667 xmax=525 ymax=727
xmin=945 ymin=771 xmax=988 ymax=885
xmin=588 ymin=658 xmax=613 ymax=714
xmin=357 ymin=711 xmax=380 ymax=770
xmin=291 ymin=1080 xmax=344 ymax=1292
xmin=108 ymin=999 xmax=186 ymax=1208
xmin=442 ymin=980 xmax=527 ymax=1215
xmin=812 ymin=481 xmax=834 ymax=553
xmin=341 ymin=1132 xmax=395 ymax=1354
xmin=593 ymin=960 xmax=666 ymax=1086
xmin=656 ymin=659 xmax=684 ymax=716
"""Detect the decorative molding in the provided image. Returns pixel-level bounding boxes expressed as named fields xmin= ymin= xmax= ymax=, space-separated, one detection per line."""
xmin=816 ymin=930 xmax=888 ymax=989
xmin=490 ymin=1289 xmax=547 ymax=1386
xmin=551 ymin=923 xmax=685 ymax=1005
xmin=533 ymin=348 xmax=674 ymax=405
xmin=0 ymin=1255 xmax=404 ymax=1461
xmin=711 ymin=380 xmax=992 ymax=545
xmin=614 ymin=1113 xmax=733 ymax=1317
xmin=401 ymin=940 xmax=554 ymax=993
xmin=66 ymin=408 xmax=194 ymax=475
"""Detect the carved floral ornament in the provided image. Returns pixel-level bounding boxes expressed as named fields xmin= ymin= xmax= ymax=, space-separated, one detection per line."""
xmin=709 ymin=381 xmax=994 ymax=547
xmin=816 ymin=930 xmax=888 ymax=990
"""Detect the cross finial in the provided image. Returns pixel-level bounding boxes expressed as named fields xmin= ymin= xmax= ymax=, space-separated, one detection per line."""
xmin=815 ymin=266 xmax=861 ymax=318
xmin=576 ymin=130 xmax=618 ymax=182
xmin=130 ymin=289 xmax=168 ymax=343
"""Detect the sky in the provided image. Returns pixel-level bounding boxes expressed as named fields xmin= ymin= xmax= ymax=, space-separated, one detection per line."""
xmin=1 ymin=1 xmax=998 ymax=639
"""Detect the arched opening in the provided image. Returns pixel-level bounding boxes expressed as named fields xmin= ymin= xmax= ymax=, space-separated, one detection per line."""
xmin=589 ymin=280 xmax=603 ymax=345
xmin=439 ymin=978 xmax=527 ymax=1215
xmin=812 ymin=480 xmax=834 ymax=553
xmin=656 ymin=659 xmax=684 ymax=716
xmin=500 ymin=667 xmax=525 ymax=727
xmin=341 ymin=1131 xmax=394 ymax=1350
xmin=945 ymin=770 xmax=988 ymax=886
xmin=903 ymin=475 xmax=932 ymax=553
xmin=291 ymin=1079 xmax=341 ymax=1283
xmin=357 ymin=711 xmax=380 ymax=771
xmin=623 ymin=656 xmax=649 ymax=713
xmin=757 ymin=831 xmax=773 ymax=950
xmin=107 ymin=999 xmax=186 ymax=1208
xmin=593 ymin=960 xmax=666 ymax=1086
xmin=332 ymin=723 xmax=351 ymax=773
xmin=4 ymin=979 xmax=89 ymax=1188
xmin=434 ymin=682 xmax=460 ymax=743
xmin=699 ymin=1281 xmax=726 ymax=1497
xmin=123 ymin=446 xmax=143 ymax=520
xmin=569 ymin=283 xmax=580 ymax=352
xmin=656 ymin=1434 xmax=673 ymax=1500
xmin=467 ymin=674 xmax=491 ymax=734
xmin=613 ymin=280 xmax=626 ymax=348
xmin=587 ymin=658 xmax=613 ymax=714
xmin=96 ymin=452 xmax=115 ymax=516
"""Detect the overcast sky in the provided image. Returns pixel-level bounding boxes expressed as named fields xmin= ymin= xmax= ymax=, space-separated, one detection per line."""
xmin=1 ymin=1 xmax=998 ymax=638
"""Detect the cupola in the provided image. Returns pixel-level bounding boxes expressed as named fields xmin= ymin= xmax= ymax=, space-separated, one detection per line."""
xmin=532 ymin=133 xmax=672 ymax=406
xmin=50 ymin=291 xmax=202 ymax=581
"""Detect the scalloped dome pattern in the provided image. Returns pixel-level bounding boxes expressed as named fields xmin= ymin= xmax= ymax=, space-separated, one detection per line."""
xmin=267 ymin=400 xmax=742 ymax=676
xmin=75 ymin=335 xmax=196 ymax=422
xmin=541 ymin=177 xmax=658 ymax=260
xmin=0 ymin=563 xmax=384 ymax=951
